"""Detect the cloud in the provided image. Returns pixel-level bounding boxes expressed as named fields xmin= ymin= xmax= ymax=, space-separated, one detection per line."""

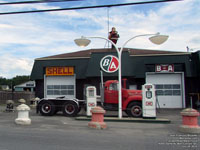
xmin=102 ymin=0 xmax=200 ymax=51
xmin=0 ymin=54 xmax=33 ymax=78
xmin=0 ymin=0 xmax=199 ymax=78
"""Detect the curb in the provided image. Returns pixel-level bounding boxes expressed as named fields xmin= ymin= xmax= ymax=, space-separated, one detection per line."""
xmin=76 ymin=116 xmax=171 ymax=124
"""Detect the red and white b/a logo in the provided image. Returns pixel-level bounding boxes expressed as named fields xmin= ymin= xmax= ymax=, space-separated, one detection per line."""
xmin=100 ymin=55 xmax=119 ymax=73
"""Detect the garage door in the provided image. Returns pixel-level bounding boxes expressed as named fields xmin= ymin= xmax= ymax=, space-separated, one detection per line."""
xmin=44 ymin=76 xmax=75 ymax=99
xmin=146 ymin=73 xmax=185 ymax=108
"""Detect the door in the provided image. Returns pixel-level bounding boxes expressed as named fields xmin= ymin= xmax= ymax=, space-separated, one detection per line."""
xmin=44 ymin=75 xmax=76 ymax=98
xmin=146 ymin=73 xmax=184 ymax=108
xmin=104 ymin=83 xmax=118 ymax=104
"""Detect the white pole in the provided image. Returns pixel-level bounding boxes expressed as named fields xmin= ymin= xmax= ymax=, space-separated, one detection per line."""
xmin=118 ymin=51 xmax=122 ymax=118
xmin=79 ymin=32 xmax=165 ymax=119
xmin=117 ymin=33 xmax=160 ymax=118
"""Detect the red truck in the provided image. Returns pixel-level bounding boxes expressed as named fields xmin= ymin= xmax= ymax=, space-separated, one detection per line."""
xmin=102 ymin=80 xmax=142 ymax=117
xmin=37 ymin=79 xmax=143 ymax=117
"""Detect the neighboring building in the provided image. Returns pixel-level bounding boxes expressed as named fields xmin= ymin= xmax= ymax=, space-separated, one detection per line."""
xmin=30 ymin=48 xmax=200 ymax=109
xmin=14 ymin=81 xmax=35 ymax=92
xmin=0 ymin=85 xmax=10 ymax=90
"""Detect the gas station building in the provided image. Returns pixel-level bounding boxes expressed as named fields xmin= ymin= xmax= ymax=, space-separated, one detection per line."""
xmin=30 ymin=48 xmax=200 ymax=109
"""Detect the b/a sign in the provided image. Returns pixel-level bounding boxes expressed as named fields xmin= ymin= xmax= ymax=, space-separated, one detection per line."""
xmin=155 ymin=64 xmax=174 ymax=72
xmin=100 ymin=55 xmax=119 ymax=73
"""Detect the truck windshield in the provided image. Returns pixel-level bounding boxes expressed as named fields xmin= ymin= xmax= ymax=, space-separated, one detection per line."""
xmin=109 ymin=83 xmax=119 ymax=91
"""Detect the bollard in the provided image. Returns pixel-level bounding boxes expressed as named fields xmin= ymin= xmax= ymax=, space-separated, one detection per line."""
xmin=15 ymin=104 xmax=31 ymax=125
xmin=88 ymin=106 xmax=107 ymax=129
xmin=18 ymin=98 xmax=26 ymax=104
xmin=30 ymin=97 xmax=40 ymax=108
xmin=179 ymin=108 xmax=200 ymax=134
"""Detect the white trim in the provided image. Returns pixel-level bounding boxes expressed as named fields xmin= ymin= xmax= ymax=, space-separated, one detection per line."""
xmin=181 ymin=72 xmax=186 ymax=108
xmin=44 ymin=74 xmax=47 ymax=98
xmin=35 ymin=57 xmax=90 ymax=61
xmin=130 ymin=53 xmax=190 ymax=57
xmin=74 ymin=74 xmax=76 ymax=98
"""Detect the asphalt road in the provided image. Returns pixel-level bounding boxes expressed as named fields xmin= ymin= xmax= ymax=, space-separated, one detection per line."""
xmin=0 ymin=107 xmax=199 ymax=150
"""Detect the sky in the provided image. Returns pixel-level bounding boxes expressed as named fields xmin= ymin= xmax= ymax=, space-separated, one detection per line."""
xmin=0 ymin=0 xmax=199 ymax=79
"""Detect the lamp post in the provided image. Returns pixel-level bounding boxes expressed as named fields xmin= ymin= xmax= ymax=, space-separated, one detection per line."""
xmin=74 ymin=32 xmax=169 ymax=119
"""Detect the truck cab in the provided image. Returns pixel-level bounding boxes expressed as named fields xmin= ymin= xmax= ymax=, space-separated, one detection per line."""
xmin=103 ymin=80 xmax=143 ymax=117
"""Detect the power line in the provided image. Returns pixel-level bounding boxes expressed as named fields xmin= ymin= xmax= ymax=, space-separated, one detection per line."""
xmin=0 ymin=0 xmax=183 ymax=15
xmin=0 ymin=0 xmax=80 ymax=5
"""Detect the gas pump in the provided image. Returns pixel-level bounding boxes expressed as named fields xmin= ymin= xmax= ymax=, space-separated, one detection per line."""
xmin=142 ymin=84 xmax=156 ymax=118
xmin=86 ymin=86 xmax=97 ymax=116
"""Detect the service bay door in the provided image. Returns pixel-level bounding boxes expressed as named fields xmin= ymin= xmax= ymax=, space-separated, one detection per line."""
xmin=146 ymin=73 xmax=184 ymax=108
xmin=44 ymin=75 xmax=76 ymax=99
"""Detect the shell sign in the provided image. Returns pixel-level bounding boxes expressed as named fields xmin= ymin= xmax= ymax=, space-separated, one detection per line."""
xmin=46 ymin=67 xmax=74 ymax=76
xmin=100 ymin=55 xmax=119 ymax=73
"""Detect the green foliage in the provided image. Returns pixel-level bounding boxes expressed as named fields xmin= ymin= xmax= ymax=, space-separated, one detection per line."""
xmin=0 ymin=75 xmax=30 ymax=88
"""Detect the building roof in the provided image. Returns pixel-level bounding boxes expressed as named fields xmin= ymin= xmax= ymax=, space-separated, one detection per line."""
xmin=36 ymin=48 xmax=188 ymax=60
xmin=14 ymin=81 xmax=35 ymax=88
xmin=31 ymin=48 xmax=198 ymax=80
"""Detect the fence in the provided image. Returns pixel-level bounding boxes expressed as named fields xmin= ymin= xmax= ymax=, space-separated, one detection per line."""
xmin=0 ymin=91 xmax=35 ymax=104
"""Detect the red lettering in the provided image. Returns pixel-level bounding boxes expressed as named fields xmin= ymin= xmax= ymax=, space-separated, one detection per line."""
xmin=53 ymin=67 xmax=57 ymax=74
xmin=47 ymin=68 xmax=53 ymax=74
xmin=58 ymin=67 xmax=62 ymax=74
xmin=46 ymin=67 xmax=74 ymax=76
xmin=67 ymin=67 xmax=73 ymax=74
xmin=146 ymin=101 xmax=153 ymax=106
xmin=88 ymin=103 xmax=95 ymax=107
xmin=63 ymin=67 xmax=68 ymax=74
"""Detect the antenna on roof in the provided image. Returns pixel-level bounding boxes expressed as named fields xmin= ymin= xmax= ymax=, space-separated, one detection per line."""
xmin=104 ymin=7 xmax=110 ymax=48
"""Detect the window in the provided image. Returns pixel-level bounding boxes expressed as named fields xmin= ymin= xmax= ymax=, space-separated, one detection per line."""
xmin=47 ymin=90 xmax=53 ymax=95
xmin=155 ymin=84 xmax=163 ymax=89
xmin=173 ymin=84 xmax=180 ymax=89
xmin=88 ymin=89 xmax=94 ymax=97
xmin=156 ymin=90 xmax=164 ymax=96
xmin=47 ymin=85 xmax=53 ymax=89
xmin=54 ymin=85 xmax=60 ymax=89
xmin=164 ymin=90 xmax=173 ymax=96
xmin=61 ymin=90 xmax=67 ymax=95
xmin=155 ymin=84 xmax=181 ymax=96
xmin=164 ymin=85 xmax=172 ymax=89
xmin=173 ymin=90 xmax=181 ymax=96
xmin=109 ymin=83 xmax=118 ymax=91
xmin=47 ymin=85 xmax=74 ymax=96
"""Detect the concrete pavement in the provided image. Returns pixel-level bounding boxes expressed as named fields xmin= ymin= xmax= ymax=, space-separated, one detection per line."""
xmin=0 ymin=106 xmax=199 ymax=150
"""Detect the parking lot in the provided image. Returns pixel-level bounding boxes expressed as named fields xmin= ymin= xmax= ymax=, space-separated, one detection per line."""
xmin=0 ymin=106 xmax=199 ymax=150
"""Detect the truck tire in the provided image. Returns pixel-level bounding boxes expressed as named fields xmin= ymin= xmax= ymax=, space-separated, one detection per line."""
xmin=127 ymin=102 xmax=142 ymax=117
xmin=62 ymin=101 xmax=79 ymax=117
xmin=39 ymin=101 xmax=55 ymax=116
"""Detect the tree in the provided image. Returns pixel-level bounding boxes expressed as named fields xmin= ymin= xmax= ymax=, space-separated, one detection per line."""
xmin=0 ymin=75 xmax=30 ymax=89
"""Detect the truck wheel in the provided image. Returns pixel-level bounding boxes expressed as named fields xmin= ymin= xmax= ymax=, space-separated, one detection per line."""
xmin=39 ymin=101 xmax=55 ymax=116
xmin=127 ymin=102 xmax=142 ymax=117
xmin=62 ymin=101 xmax=79 ymax=117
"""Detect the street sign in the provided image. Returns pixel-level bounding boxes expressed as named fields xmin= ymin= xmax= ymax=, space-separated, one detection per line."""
xmin=100 ymin=55 xmax=119 ymax=73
